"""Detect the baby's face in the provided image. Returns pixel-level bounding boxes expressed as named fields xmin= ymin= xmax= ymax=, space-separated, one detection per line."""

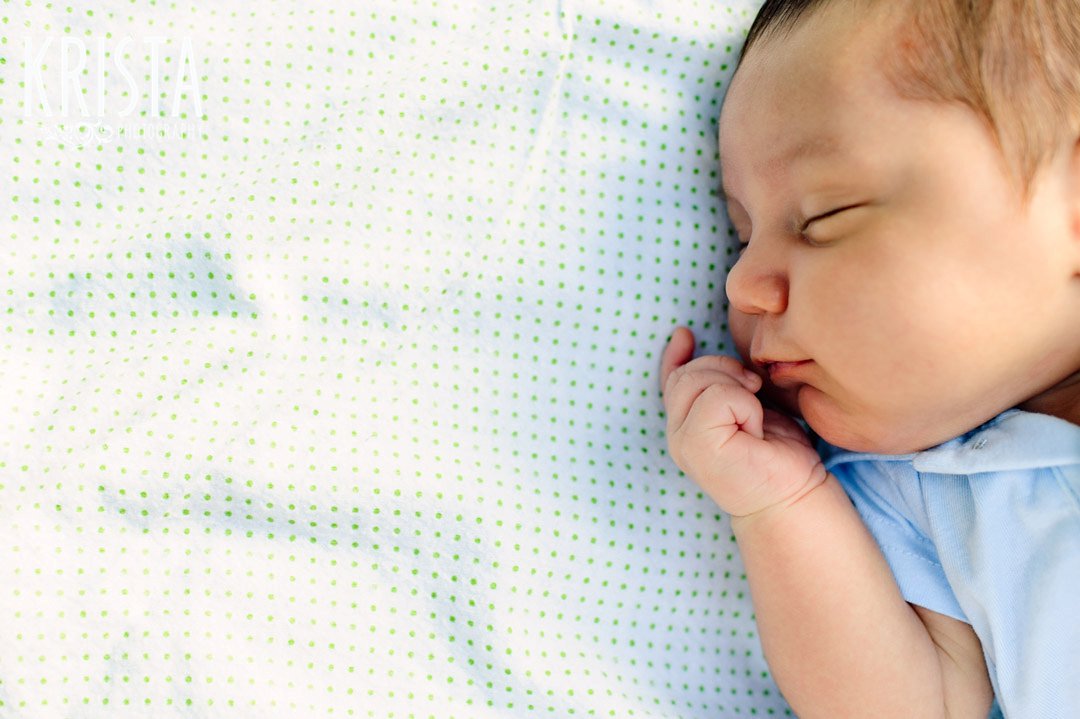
xmin=719 ymin=3 xmax=1080 ymax=453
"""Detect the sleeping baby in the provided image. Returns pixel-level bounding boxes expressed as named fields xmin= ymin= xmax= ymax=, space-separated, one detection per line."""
xmin=660 ymin=0 xmax=1080 ymax=716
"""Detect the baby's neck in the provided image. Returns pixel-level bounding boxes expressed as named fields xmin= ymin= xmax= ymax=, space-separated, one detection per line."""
xmin=1019 ymin=371 xmax=1080 ymax=426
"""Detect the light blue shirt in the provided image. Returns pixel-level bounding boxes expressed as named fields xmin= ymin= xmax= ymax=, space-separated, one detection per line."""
xmin=817 ymin=410 xmax=1080 ymax=718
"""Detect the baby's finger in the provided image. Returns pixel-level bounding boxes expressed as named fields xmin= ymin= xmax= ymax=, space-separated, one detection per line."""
xmin=659 ymin=326 xmax=696 ymax=392
xmin=678 ymin=380 xmax=765 ymax=449
xmin=663 ymin=355 xmax=761 ymax=411
xmin=761 ymin=408 xmax=810 ymax=444
xmin=678 ymin=354 xmax=761 ymax=394
xmin=662 ymin=365 xmax=754 ymax=432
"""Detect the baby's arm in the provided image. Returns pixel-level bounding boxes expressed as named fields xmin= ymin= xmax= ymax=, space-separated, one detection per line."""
xmin=660 ymin=328 xmax=992 ymax=718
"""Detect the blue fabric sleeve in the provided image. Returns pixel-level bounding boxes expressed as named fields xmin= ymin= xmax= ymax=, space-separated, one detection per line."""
xmin=829 ymin=460 xmax=968 ymax=622
xmin=824 ymin=413 xmax=1080 ymax=718
xmin=924 ymin=464 xmax=1080 ymax=718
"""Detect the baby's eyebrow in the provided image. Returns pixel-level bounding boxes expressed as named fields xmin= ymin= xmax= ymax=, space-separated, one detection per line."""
xmin=767 ymin=134 xmax=844 ymax=172
xmin=717 ymin=134 xmax=845 ymax=204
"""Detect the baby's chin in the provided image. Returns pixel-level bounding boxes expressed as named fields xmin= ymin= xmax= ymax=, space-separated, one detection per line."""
xmin=798 ymin=397 xmax=937 ymax=455
xmin=761 ymin=377 xmax=972 ymax=455
xmin=756 ymin=378 xmax=913 ymax=453
xmin=758 ymin=386 xmax=869 ymax=451
xmin=805 ymin=421 xmax=890 ymax=454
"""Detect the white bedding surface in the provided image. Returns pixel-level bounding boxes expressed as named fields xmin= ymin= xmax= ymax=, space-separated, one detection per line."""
xmin=0 ymin=0 xmax=789 ymax=716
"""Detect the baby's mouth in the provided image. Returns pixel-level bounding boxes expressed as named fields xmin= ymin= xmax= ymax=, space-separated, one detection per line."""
xmin=760 ymin=360 xmax=812 ymax=388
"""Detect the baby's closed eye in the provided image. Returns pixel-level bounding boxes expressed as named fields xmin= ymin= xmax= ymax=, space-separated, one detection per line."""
xmin=800 ymin=203 xmax=871 ymax=245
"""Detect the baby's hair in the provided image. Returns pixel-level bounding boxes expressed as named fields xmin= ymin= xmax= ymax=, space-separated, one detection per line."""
xmin=737 ymin=0 xmax=1080 ymax=195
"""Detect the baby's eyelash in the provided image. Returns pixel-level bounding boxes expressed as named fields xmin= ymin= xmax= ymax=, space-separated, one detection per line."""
xmin=800 ymin=203 xmax=861 ymax=232
xmin=733 ymin=203 xmax=862 ymax=252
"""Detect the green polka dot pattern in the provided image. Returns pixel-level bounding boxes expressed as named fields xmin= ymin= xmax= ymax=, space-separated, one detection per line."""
xmin=0 ymin=1 xmax=790 ymax=716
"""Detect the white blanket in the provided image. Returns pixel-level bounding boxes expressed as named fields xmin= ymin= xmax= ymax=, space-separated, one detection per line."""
xmin=0 ymin=0 xmax=789 ymax=716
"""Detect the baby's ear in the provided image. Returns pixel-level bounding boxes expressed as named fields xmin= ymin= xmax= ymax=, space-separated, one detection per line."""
xmin=1068 ymin=136 xmax=1080 ymax=275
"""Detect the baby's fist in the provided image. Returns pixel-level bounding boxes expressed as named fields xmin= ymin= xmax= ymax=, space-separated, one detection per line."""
xmin=660 ymin=327 xmax=825 ymax=518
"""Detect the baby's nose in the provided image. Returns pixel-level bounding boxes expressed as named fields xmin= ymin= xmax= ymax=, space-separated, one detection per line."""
xmin=725 ymin=247 xmax=788 ymax=316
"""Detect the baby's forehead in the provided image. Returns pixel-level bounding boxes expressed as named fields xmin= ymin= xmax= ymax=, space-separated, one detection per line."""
xmin=724 ymin=0 xmax=1080 ymax=207
xmin=723 ymin=0 xmax=917 ymax=109
xmin=718 ymin=38 xmax=891 ymax=173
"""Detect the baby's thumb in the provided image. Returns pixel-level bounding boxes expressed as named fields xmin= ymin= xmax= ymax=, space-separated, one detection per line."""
xmin=660 ymin=327 xmax=695 ymax=391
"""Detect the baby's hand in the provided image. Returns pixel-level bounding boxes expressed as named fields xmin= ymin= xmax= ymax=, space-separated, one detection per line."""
xmin=660 ymin=327 xmax=826 ymax=519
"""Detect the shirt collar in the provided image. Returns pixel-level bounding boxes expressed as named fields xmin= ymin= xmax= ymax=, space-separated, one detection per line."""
xmin=817 ymin=410 xmax=1080 ymax=475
